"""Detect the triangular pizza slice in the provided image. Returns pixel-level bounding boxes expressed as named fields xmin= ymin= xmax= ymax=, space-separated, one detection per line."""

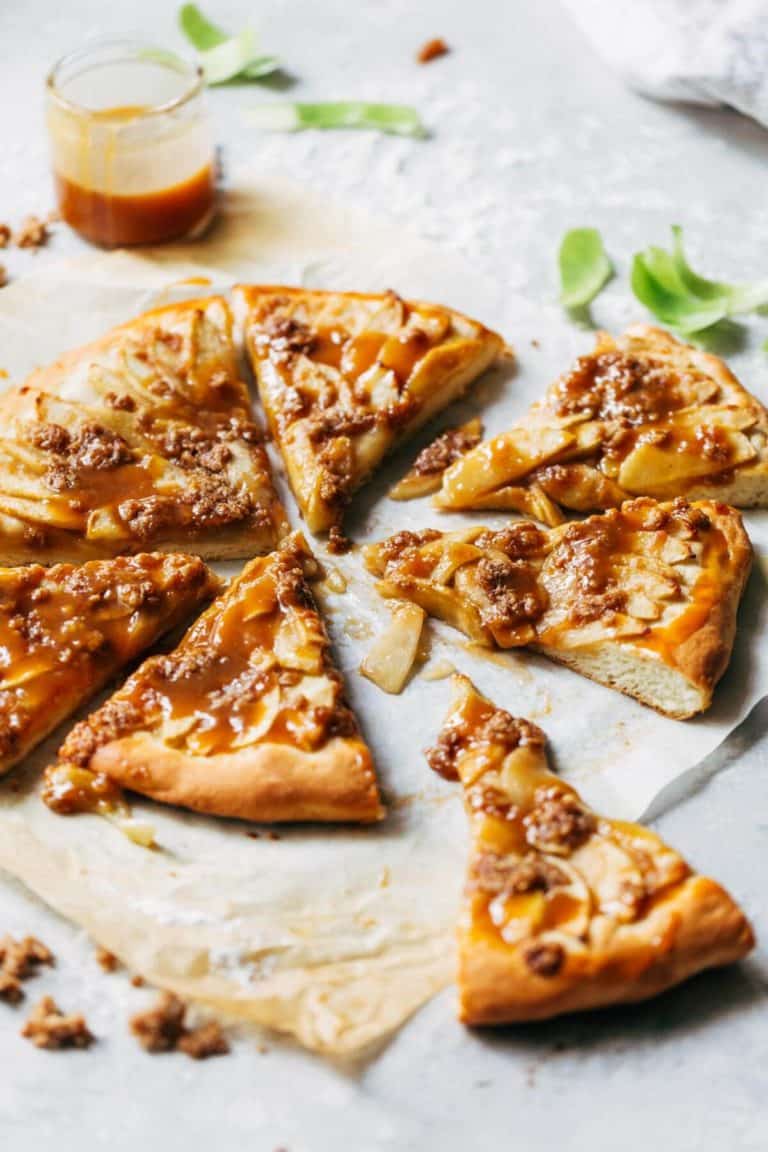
xmin=436 ymin=325 xmax=768 ymax=525
xmin=0 ymin=299 xmax=285 ymax=564
xmin=235 ymin=286 xmax=503 ymax=534
xmin=427 ymin=677 xmax=754 ymax=1025
xmin=44 ymin=535 xmax=383 ymax=824
xmin=0 ymin=553 xmax=218 ymax=777
xmin=364 ymin=498 xmax=751 ymax=718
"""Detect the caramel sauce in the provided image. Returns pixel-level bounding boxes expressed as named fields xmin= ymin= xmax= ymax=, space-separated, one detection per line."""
xmin=54 ymin=162 xmax=215 ymax=248
xmin=112 ymin=552 xmax=338 ymax=756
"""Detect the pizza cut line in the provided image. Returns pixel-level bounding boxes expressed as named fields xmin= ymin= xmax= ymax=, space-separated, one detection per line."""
xmin=363 ymin=498 xmax=752 ymax=719
xmin=426 ymin=677 xmax=754 ymax=1025
xmin=0 ymin=298 xmax=286 ymax=565
xmin=0 ymin=552 xmax=219 ymax=778
xmin=235 ymin=286 xmax=504 ymax=533
xmin=43 ymin=534 xmax=383 ymax=825
xmin=436 ymin=325 xmax=768 ymax=525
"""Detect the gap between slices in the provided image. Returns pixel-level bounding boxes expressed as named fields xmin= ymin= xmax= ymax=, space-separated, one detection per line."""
xmin=436 ymin=325 xmax=768 ymax=525
xmin=0 ymin=553 xmax=219 ymax=780
xmin=0 ymin=298 xmax=286 ymax=565
xmin=235 ymin=286 xmax=504 ymax=534
xmin=427 ymin=676 xmax=754 ymax=1025
xmin=363 ymin=498 xmax=752 ymax=719
xmin=43 ymin=534 xmax=383 ymax=827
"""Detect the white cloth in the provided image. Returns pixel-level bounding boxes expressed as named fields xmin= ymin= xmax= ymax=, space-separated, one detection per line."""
xmin=561 ymin=0 xmax=768 ymax=127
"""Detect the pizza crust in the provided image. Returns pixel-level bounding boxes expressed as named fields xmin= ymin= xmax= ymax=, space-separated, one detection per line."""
xmin=235 ymin=286 xmax=503 ymax=533
xmin=437 ymin=324 xmax=768 ymax=521
xmin=426 ymin=678 xmax=755 ymax=1027
xmin=48 ymin=535 xmax=384 ymax=825
xmin=364 ymin=499 xmax=751 ymax=718
xmin=0 ymin=297 xmax=286 ymax=564
xmin=88 ymin=731 xmax=382 ymax=824
xmin=459 ymin=874 xmax=755 ymax=1024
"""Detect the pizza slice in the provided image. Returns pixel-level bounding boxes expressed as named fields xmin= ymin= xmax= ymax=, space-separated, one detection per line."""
xmin=363 ymin=498 xmax=751 ymax=718
xmin=44 ymin=535 xmax=383 ymax=825
xmin=235 ymin=286 xmax=503 ymax=533
xmin=436 ymin=325 xmax=768 ymax=524
xmin=0 ymin=298 xmax=285 ymax=564
xmin=0 ymin=553 xmax=219 ymax=777
xmin=427 ymin=677 xmax=754 ymax=1024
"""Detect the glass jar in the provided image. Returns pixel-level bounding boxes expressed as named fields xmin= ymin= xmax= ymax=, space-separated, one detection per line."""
xmin=46 ymin=40 xmax=217 ymax=248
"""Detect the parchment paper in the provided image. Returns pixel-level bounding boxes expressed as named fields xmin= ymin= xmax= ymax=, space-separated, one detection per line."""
xmin=0 ymin=174 xmax=764 ymax=1055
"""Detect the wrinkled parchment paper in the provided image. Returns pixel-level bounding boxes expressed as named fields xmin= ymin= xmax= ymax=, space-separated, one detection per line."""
xmin=0 ymin=174 xmax=765 ymax=1055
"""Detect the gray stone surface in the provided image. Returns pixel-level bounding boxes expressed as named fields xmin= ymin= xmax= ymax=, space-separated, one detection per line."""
xmin=0 ymin=1 xmax=767 ymax=1148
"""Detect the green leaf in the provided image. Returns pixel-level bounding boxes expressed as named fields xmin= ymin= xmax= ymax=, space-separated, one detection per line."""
xmin=558 ymin=228 xmax=613 ymax=309
xmin=631 ymin=225 xmax=768 ymax=333
xmin=178 ymin=4 xmax=281 ymax=85
xmin=179 ymin=4 xmax=227 ymax=50
xmin=245 ymin=102 xmax=427 ymax=138
xmin=630 ymin=253 xmax=728 ymax=334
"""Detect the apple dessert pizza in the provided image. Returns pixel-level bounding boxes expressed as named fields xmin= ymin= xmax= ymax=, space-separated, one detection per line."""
xmin=236 ymin=286 xmax=503 ymax=534
xmin=43 ymin=535 xmax=383 ymax=825
xmin=363 ymin=498 xmax=751 ymax=718
xmin=0 ymin=552 xmax=218 ymax=777
xmin=427 ymin=677 xmax=754 ymax=1024
xmin=0 ymin=299 xmax=285 ymax=564
xmin=436 ymin=325 xmax=768 ymax=525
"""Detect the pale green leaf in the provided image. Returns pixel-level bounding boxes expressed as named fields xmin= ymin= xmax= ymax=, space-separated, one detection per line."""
xmin=245 ymin=102 xmax=427 ymax=138
xmin=558 ymin=228 xmax=613 ymax=309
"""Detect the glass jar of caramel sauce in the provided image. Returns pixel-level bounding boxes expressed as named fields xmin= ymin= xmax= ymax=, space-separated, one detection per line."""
xmin=46 ymin=40 xmax=216 ymax=247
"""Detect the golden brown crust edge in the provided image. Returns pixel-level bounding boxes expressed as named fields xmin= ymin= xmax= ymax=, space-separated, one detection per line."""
xmin=23 ymin=297 xmax=235 ymax=395
xmin=459 ymin=874 xmax=755 ymax=1025
xmin=533 ymin=501 xmax=752 ymax=719
xmin=89 ymin=731 xmax=384 ymax=824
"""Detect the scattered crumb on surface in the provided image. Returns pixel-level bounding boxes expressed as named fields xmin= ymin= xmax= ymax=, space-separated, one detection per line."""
xmin=531 ymin=338 xmax=540 ymax=348
xmin=130 ymin=991 xmax=186 ymax=1053
xmin=21 ymin=995 xmax=94 ymax=1050
xmin=178 ymin=1021 xmax=230 ymax=1060
xmin=0 ymin=265 xmax=7 ymax=288
xmin=130 ymin=974 xmax=145 ymax=988
xmin=267 ymin=830 xmax=282 ymax=841
xmin=246 ymin=830 xmax=260 ymax=839
xmin=14 ymin=215 xmax=49 ymax=249
xmin=417 ymin=37 xmax=450 ymax=63
xmin=130 ymin=991 xmax=230 ymax=1060
xmin=0 ymin=934 xmax=54 ymax=980
xmin=0 ymin=224 xmax=10 ymax=248
xmin=96 ymin=947 xmax=119 ymax=973
xmin=0 ymin=970 xmax=23 ymax=1004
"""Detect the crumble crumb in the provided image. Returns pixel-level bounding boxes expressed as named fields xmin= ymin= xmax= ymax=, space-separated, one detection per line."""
xmin=130 ymin=991 xmax=230 ymax=1060
xmin=130 ymin=991 xmax=186 ymax=1052
xmin=21 ymin=995 xmax=94 ymax=1049
xmin=417 ymin=37 xmax=450 ymax=63
xmin=96 ymin=947 xmax=119 ymax=973
xmin=0 ymin=264 xmax=8 ymax=288
xmin=131 ymin=974 xmax=145 ymax=988
xmin=0 ymin=934 xmax=54 ymax=980
xmin=14 ymin=215 xmax=49 ymax=249
xmin=178 ymin=1021 xmax=230 ymax=1060
xmin=0 ymin=970 xmax=23 ymax=1004
xmin=0 ymin=224 xmax=10 ymax=248
xmin=327 ymin=526 xmax=352 ymax=555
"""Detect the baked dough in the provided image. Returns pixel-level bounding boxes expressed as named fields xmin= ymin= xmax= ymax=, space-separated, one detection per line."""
xmin=0 ymin=298 xmax=285 ymax=564
xmin=235 ymin=286 xmax=503 ymax=533
xmin=437 ymin=325 xmax=768 ymax=524
xmin=0 ymin=552 xmax=218 ymax=777
xmin=45 ymin=535 xmax=383 ymax=824
xmin=363 ymin=498 xmax=751 ymax=718
xmin=426 ymin=677 xmax=755 ymax=1025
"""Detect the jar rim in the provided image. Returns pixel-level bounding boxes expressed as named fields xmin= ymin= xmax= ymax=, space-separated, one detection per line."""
xmin=47 ymin=38 xmax=205 ymax=119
